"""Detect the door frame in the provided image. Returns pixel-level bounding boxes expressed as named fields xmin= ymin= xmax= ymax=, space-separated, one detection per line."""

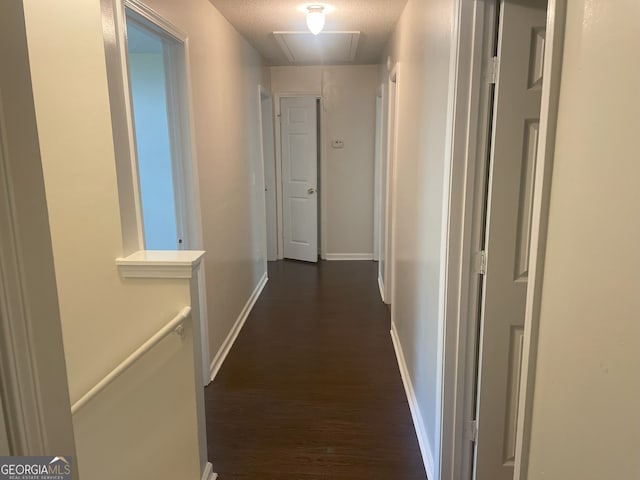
xmin=381 ymin=65 xmax=399 ymax=305
xmin=273 ymin=92 xmax=326 ymax=260
xmin=257 ymin=84 xmax=274 ymax=265
xmin=373 ymin=87 xmax=383 ymax=262
xmin=376 ymin=81 xmax=388 ymax=300
xmin=439 ymin=1 xmax=567 ymax=479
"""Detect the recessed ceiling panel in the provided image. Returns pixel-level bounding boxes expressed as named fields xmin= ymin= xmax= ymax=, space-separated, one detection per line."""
xmin=208 ymin=0 xmax=408 ymax=65
xmin=274 ymin=31 xmax=360 ymax=64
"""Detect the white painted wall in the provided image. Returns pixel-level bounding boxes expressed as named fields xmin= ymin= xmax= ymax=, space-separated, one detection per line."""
xmin=21 ymin=1 xmax=199 ymax=478
xmin=383 ymin=0 xmax=458 ymax=476
xmin=141 ymin=0 xmax=271 ymax=368
xmin=270 ymin=65 xmax=378 ymax=258
xmin=526 ymin=2 xmax=640 ymax=478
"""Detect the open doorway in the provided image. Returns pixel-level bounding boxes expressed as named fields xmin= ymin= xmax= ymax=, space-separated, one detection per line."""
xmin=125 ymin=8 xmax=196 ymax=250
xmin=275 ymin=95 xmax=322 ymax=263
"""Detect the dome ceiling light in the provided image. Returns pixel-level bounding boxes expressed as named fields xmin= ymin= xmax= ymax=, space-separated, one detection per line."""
xmin=306 ymin=5 xmax=325 ymax=35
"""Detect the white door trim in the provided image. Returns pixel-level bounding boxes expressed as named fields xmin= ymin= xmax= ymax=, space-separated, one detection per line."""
xmin=373 ymin=88 xmax=383 ymax=262
xmin=273 ymin=92 xmax=326 ymax=260
xmin=125 ymin=0 xmax=186 ymax=41
xmin=376 ymin=81 xmax=388 ymax=301
xmin=257 ymin=84 xmax=271 ymax=268
xmin=101 ymin=0 xmax=145 ymax=254
xmin=384 ymin=66 xmax=399 ymax=306
xmin=440 ymin=1 xmax=566 ymax=479
xmin=439 ymin=1 xmax=497 ymax=478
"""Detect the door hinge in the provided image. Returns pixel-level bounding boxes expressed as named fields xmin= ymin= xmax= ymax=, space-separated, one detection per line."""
xmin=464 ymin=420 xmax=478 ymax=443
xmin=475 ymin=250 xmax=487 ymax=275
xmin=486 ymin=56 xmax=499 ymax=84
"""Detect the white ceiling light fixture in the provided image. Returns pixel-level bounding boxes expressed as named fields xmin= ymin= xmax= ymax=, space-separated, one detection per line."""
xmin=306 ymin=5 xmax=325 ymax=35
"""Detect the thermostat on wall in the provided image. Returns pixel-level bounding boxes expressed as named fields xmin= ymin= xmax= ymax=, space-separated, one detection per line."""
xmin=332 ymin=139 xmax=344 ymax=149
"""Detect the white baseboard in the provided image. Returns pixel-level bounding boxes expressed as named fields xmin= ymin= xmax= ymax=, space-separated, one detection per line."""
xmin=202 ymin=462 xmax=217 ymax=480
xmin=325 ymin=253 xmax=374 ymax=261
xmin=390 ymin=322 xmax=435 ymax=479
xmin=378 ymin=273 xmax=385 ymax=303
xmin=209 ymin=272 xmax=268 ymax=382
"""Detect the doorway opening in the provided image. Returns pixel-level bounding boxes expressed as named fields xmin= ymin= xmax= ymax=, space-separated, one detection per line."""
xmin=125 ymin=8 xmax=196 ymax=250
xmin=275 ymin=95 xmax=322 ymax=263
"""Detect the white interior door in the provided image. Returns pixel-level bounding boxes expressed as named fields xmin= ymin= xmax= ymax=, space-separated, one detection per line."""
xmin=474 ymin=1 xmax=547 ymax=479
xmin=280 ymin=96 xmax=318 ymax=263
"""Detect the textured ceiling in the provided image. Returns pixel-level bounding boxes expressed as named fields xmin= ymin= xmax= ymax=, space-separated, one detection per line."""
xmin=207 ymin=0 xmax=408 ymax=65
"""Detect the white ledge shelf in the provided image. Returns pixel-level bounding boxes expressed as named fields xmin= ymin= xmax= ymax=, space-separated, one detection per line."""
xmin=116 ymin=250 xmax=205 ymax=279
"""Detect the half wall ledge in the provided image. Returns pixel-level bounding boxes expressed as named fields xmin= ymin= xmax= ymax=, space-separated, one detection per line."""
xmin=116 ymin=250 xmax=206 ymax=279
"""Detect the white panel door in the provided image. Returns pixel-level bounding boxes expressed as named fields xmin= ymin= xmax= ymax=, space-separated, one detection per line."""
xmin=280 ymin=97 xmax=318 ymax=263
xmin=474 ymin=1 xmax=547 ymax=479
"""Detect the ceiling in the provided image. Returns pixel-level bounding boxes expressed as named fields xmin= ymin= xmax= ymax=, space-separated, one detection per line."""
xmin=207 ymin=0 xmax=408 ymax=65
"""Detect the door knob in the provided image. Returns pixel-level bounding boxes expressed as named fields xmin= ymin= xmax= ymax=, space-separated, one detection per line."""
xmin=308 ymin=187 xmax=316 ymax=194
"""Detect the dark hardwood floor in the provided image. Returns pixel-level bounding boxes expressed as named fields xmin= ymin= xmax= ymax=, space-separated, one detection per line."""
xmin=205 ymin=260 xmax=426 ymax=479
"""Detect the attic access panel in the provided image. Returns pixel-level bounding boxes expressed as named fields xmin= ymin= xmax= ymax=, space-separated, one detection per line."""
xmin=273 ymin=31 xmax=360 ymax=64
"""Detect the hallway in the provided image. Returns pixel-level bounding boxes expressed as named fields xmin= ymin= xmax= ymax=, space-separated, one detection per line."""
xmin=205 ymin=260 xmax=426 ymax=479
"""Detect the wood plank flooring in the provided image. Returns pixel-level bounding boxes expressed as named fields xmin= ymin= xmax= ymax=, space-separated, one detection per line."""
xmin=205 ymin=260 xmax=427 ymax=479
